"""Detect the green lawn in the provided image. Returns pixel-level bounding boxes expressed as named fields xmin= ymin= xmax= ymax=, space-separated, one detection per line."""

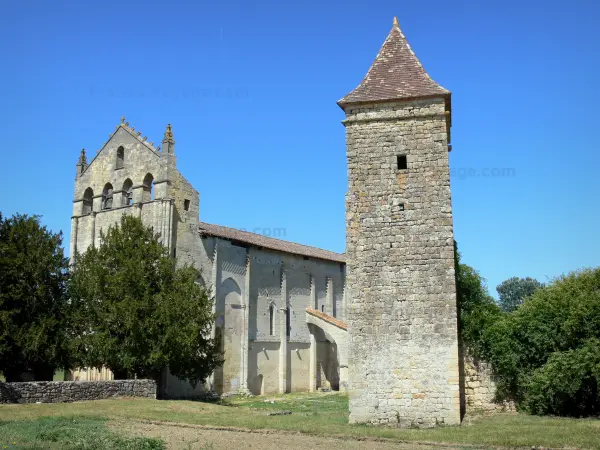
xmin=0 ymin=416 xmax=163 ymax=449
xmin=0 ymin=393 xmax=598 ymax=449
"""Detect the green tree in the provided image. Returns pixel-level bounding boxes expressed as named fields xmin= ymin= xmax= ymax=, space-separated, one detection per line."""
xmin=485 ymin=268 xmax=600 ymax=414
xmin=68 ymin=215 xmax=222 ymax=386
xmin=521 ymin=338 xmax=600 ymax=416
xmin=0 ymin=213 xmax=70 ymax=381
xmin=496 ymin=276 xmax=544 ymax=312
xmin=454 ymin=242 xmax=503 ymax=357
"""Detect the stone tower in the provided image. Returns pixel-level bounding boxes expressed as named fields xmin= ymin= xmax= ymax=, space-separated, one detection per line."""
xmin=338 ymin=18 xmax=460 ymax=427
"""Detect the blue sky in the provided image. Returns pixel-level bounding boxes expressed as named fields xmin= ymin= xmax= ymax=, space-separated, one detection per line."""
xmin=1 ymin=0 xmax=599 ymax=297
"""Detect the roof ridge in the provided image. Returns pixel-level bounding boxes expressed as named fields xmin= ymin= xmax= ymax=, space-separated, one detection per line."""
xmin=117 ymin=116 xmax=160 ymax=152
xmin=79 ymin=118 xmax=161 ymax=176
xmin=198 ymin=221 xmax=345 ymax=263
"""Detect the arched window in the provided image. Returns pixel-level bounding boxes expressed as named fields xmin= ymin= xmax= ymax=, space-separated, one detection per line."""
xmin=269 ymin=304 xmax=275 ymax=336
xmin=122 ymin=178 xmax=133 ymax=206
xmin=116 ymin=146 xmax=124 ymax=169
xmin=101 ymin=183 xmax=114 ymax=210
xmin=142 ymin=173 xmax=154 ymax=202
xmin=82 ymin=187 xmax=94 ymax=214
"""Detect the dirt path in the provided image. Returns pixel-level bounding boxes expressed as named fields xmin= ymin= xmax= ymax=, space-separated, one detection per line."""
xmin=114 ymin=420 xmax=470 ymax=449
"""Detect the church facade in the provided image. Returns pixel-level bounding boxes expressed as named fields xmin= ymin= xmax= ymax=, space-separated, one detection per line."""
xmin=70 ymin=119 xmax=347 ymax=398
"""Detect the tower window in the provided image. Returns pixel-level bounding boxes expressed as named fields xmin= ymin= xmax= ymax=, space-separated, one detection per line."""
xmin=142 ymin=173 xmax=154 ymax=202
xmin=286 ymin=307 xmax=291 ymax=337
xmin=397 ymin=155 xmax=408 ymax=170
xmin=101 ymin=183 xmax=114 ymax=210
xmin=269 ymin=304 xmax=274 ymax=336
xmin=184 ymin=199 xmax=190 ymax=211
xmin=82 ymin=187 xmax=94 ymax=214
xmin=122 ymin=178 xmax=133 ymax=206
xmin=116 ymin=146 xmax=124 ymax=169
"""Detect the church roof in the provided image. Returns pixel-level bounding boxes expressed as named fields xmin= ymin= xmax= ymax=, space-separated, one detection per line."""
xmin=338 ymin=17 xmax=449 ymax=107
xmin=306 ymin=308 xmax=348 ymax=330
xmin=198 ymin=222 xmax=346 ymax=263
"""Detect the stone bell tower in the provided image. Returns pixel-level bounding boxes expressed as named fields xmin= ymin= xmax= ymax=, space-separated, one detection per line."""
xmin=339 ymin=18 xmax=460 ymax=427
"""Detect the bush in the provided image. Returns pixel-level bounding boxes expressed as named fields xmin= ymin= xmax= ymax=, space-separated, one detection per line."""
xmin=484 ymin=268 xmax=600 ymax=414
xmin=521 ymin=339 xmax=600 ymax=416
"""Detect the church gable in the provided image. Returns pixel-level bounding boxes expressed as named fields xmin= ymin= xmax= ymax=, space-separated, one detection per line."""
xmin=74 ymin=121 xmax=162 ymax=200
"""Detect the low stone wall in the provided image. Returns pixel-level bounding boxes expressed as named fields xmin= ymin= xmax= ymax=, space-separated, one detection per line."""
xmin=464 ymin=355 xmax=514 ymax=413
xmin=0 ymin=379 xmax=156 ymax=404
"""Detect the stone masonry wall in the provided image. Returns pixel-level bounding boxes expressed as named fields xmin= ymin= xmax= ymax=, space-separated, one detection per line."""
xmin=344 ymin=98 xmax=460 ymax=427
xmin=464 ymin=355 xmax=515 ymax=413
xmin=0 ymin=379 xmax=156 ymax=404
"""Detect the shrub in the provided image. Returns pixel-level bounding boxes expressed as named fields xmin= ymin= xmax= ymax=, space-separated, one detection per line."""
xmin=522 ymin=339 xmax=600 ymax=416
xmin=484 ymin=268 xmax=600 ymax=414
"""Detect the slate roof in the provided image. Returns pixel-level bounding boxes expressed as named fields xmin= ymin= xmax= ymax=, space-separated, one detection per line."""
xmin=198 ymin=222 xmax=346 ymax=263
xmin=338 ymin=17 xmax=449 ymax=107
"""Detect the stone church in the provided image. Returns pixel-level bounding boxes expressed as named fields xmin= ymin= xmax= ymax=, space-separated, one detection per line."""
xmin=70 ymin=17 xmax=503 ymax=424
xmin=70 ymin=116 xmax=347 ymax=397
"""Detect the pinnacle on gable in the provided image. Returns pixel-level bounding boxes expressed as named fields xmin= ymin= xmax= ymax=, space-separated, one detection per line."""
xmin=78 ymin=148 xmax=87 ymax=165
xmin=162 ymin=123 xmax=175 ymax=143
xmin=162 ymin=123 xmax=175 ymax=155
xmin=338 ymin=17 xmax=449 ymax=108
xmin=75 ymin=148 xmax=88 ymax=177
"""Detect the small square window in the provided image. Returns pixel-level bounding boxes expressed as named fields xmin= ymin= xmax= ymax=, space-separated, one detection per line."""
xmin=397 ymin=155 xmax=408 ymax=170
xmin=184 ymin=199 xmax=190 ymax=211
xmin=398 ymin=203 xmax=405 ymax=211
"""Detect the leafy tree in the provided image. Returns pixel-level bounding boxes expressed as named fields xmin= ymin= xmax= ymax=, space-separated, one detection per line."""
xmin=496 ymin=276 xmax=544 ymax=312
xmin=68 ymin=215 xmax=222 ymax=386
xmin=485 ymin=268 xmax=600 ymax=414
xmin=454 ymin=242 xmax=503 ymax=357
xmin=0 ymin=213 xmax=70 ymax=381
xmin=521 ymin=338 xmax=600 ymax=416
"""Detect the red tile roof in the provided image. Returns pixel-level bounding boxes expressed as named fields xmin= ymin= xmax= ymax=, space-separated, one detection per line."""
xmin=338 ymin=17 xmax=449 ymax=107
xmin=198 ymin=222 xmax=346 ymax=263
xmin=306 ymin=308 xmax=348 ymax=330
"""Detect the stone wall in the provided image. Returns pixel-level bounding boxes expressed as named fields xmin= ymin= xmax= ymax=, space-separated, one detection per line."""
xmin=344 ymin=98 xmax=460 ymax=427
xmin=0 ymin=379 xmax=156 ymax=404
xmin=182 ymin=233 xmax=346 ymax=396
xmin=464 ymin=355 xmax=515 ymax=413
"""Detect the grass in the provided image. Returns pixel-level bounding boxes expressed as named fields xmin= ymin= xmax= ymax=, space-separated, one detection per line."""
xmin=0 ymin=393 xmax=599 ymax=449
xmin=0 ymin=416 xmax=164 ymax=449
